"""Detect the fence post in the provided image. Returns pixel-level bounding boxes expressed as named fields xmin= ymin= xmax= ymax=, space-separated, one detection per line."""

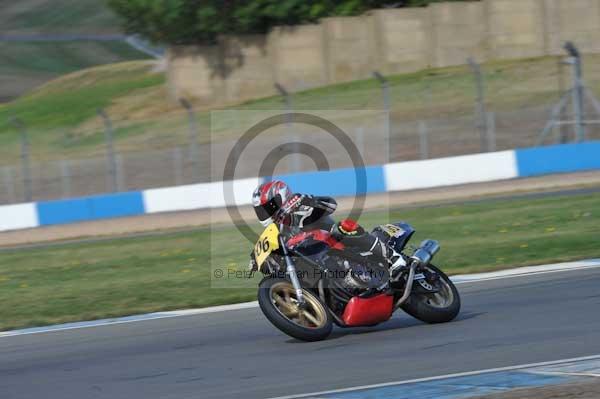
xmin=556 ymin=56 xmax=569 ymax=144
xmin=564 ymin=42 xmax=585 ymax=142
xmin=486 ymin=112 xmax=496 ymax=152
xmin=275 ymin=83 xmax=300 ymax=173
xmin=59 ymin=160 xmax=71 ymax=198
xmin=97 ymin=108 xmax=118 ymax=192
xmin=173 ymin=146 xmax=184 ymax=185
xmin=2 ymin=167 xmax=16 ymax=204
xmin=179 ymin=98 xmax=200 ymax=182
xmin=418 ymin=120 xmax=429 ymax=160
xmin=373 ymin=71 xmax=392 ymax=145
xmin=355 ymin=126 xmax=365 ymax=157
xmin=9 ymin=116 xmax=32 ymax=202
xmin=467 ymin=58 xmax=489 ymax=152
xmin=116 ymin=154 xmax=125 ymax=192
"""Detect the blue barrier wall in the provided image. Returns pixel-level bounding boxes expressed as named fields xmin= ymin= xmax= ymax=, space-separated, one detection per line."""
xmin=271 ymin=166 xmax=386 ymax=197
xmin=37 ymin=191 xmax=145 ymax=226
xmin=516 ymin=141 xmax=600 ymax=177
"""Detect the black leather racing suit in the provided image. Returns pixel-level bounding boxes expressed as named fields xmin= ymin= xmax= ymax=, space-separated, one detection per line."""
xmin=277 ymin=194 xmax=389 ymax=261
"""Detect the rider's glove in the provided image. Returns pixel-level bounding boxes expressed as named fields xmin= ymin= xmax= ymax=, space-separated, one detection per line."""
xmin=276 ymin=194 xmax=305 ymax=223
xmin=248 ymin=258 xmax=258 ymax=273
xmin=247 ymin=251 xmax=258 ymax=277
xmin=282 ymin=194 xmax=305 ymax=214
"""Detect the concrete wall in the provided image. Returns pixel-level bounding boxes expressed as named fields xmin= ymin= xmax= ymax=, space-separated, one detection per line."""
xmin=167 ymin=46 xmax=224 ymax=106
xmin=322 ymin=16 xmax=376 ymax=84
xmin=221 ymin=35 xmax=276 ymax=103
xmin=430 ymin=2 xmax=486 ymax=67
xmin=544 ymin=0 xmax=600 ymax=55
xmin=374 ymin=8 xmax=435 ymax=75
xmin=486 ymin=0 xmax=546 ymax=59
xmin=167 ymin=0 xmax=600 ymax=105
xmin=270 ymin=25 xmax=328 ymax=91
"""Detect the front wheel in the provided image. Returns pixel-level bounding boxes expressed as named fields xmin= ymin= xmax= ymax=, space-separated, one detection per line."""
xmin=401 ymin=264 xmax=460 ymax=323
xmin=258 ymin=277 xmax=333 ymax=341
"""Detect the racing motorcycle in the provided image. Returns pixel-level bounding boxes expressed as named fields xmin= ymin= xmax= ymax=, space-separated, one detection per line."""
xmin=253 ymin=222 xmax=460 ymax=341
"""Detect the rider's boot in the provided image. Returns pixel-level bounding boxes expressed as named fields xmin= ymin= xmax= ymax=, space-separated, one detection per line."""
xmin=386 ymin=247 xmax=407 ymax=279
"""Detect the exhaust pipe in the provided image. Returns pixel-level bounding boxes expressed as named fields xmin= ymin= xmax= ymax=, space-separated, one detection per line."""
xmin=410 ymin=239 xmax=440 ymax=266
xmin=393 ymin=262 xmax=417 ymax=309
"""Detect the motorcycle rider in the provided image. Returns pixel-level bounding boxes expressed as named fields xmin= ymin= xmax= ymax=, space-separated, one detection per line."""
xmin=249 ymin=180 xmax=406 ymax=272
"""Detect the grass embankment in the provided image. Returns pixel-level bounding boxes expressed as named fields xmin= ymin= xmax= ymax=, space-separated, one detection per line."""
xmin=0 ymin=0 xmax=149 ymax=101
xmin=0 ymin=0 xmax=122 ymax=34
xmin=0 ymin=61 xmax=164 ymax=161
xmin=0 ymin=193 xmax=598 ymax=331
xmin=3 ymin=54 xmax=600 ymax=164
xmin=0 ymin=42 xmax=151 ymax=103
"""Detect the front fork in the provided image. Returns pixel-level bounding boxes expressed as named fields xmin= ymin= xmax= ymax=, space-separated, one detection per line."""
xmin=279 ymin=235 xmax=305 ymax=306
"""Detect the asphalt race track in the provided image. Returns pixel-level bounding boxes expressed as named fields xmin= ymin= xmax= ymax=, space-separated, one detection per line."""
xmin=2 ymin=267 xmax=600 ymax=399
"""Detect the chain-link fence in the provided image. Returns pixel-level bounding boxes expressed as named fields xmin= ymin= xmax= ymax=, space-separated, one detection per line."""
xmin=3 ymin=52 xmax=600 ymax=206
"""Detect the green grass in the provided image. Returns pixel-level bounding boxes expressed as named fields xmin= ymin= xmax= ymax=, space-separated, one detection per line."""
xmin=0 ymin=1 xmax=148 ymax=101
xmin=0 ymin=193 xmax=598 ymax=331
xmin=0 ymin=0 xmax=122 ymax=35
xmin=0 ymin=41 xmax=151 ymax=101
xmin=0 ymin=61 xmax=163 ymax=160
xmin=0 ymin=41 xmax=148 ymax=77
xmin=7 ymin=63 xmax=162 ymax=129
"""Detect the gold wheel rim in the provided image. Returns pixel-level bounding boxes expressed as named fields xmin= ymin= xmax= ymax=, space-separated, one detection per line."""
xmin=270 ymin=281 xmax=327 ymax=329
xmin=421 ymin=266 xmax=454 ymax=308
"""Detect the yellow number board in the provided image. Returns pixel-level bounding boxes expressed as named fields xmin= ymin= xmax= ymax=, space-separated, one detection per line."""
xmin=254 ymin=224 xmax=280 ymax=269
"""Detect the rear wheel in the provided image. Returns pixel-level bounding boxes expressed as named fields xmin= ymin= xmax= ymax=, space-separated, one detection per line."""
xmin=258 ymin=277 xmax=333 ymax=341
xmin=401 ymin=264 xmax=460 ymax=323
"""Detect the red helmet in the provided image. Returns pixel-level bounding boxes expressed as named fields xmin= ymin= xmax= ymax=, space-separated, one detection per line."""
xmin=252 ymin=180 xmax=292 ymax=227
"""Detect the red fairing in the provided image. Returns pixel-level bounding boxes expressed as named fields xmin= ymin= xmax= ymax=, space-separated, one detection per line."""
xmin=286 ymin=230 xmax=345 ymax=250
xmin=342 ymin=294 xmax=394 ymax=326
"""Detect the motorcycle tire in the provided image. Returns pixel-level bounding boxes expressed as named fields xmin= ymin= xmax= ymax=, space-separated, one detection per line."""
xmin=258 ymin=277 xmax=333 ymax=342
xmin=401 ymin=264 xmax=460 ymax=324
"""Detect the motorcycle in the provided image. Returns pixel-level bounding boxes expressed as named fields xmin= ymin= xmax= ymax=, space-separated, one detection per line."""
xmin=253 ymin=221 xmax=461 ymax=341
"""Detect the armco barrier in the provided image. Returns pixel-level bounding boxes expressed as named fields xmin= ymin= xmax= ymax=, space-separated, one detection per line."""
xmin=515 ymin=141 xmax=600 ymax=177
xmin=273 ymin=166 xmax=387 ymax=198
xmin=0 ymin=141 xmax=598 ymax=232
xmin=142 ymin=177 xmax=261 ymax=213
xmin=37 ymin=192 xmax=145 ymax=226
xmin=0 ymin=203 xmax=38 ymax=231
xmin=384 ymin=151 xmax=518 ymax=191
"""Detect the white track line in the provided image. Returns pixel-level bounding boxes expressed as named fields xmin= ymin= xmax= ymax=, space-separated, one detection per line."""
xmin=452 ymin=258 xmax=600 ymax=284
xmin=1 ymin=259 xmax=599 ymax=338
xmin=0 ymin=302 xmax=258 ymax=338
xmin=266 ymin=354 xmax=600 ymax=399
